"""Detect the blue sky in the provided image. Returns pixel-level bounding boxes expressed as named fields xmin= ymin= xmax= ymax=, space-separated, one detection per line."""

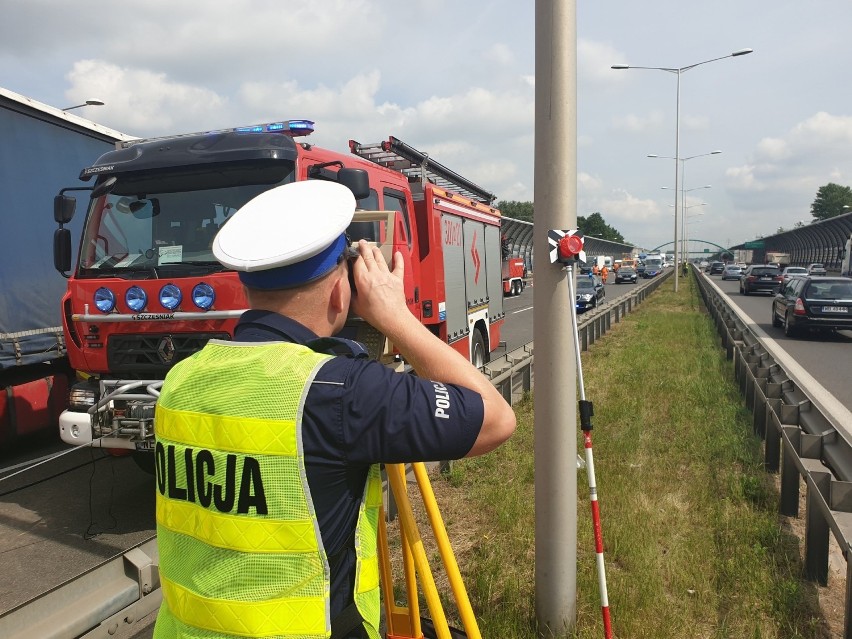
xmin=3 ymin=0 xmax=851 ymax=252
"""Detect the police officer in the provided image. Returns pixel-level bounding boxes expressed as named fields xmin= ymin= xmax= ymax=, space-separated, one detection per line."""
xmin=152 ymin=180 xmax=517 ymax=639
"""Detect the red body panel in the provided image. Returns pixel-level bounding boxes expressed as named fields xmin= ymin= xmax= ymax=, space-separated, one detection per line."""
xmin=0 ymin=374 xmax=69 ymax=444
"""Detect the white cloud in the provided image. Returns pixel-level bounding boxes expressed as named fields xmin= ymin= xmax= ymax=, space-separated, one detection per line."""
xmin=612 ymin=110 xmax=665 ymax=133
xmin=484 ymin=43 xmax=515 ymax=66
xmin=579 ymin=39 xmax=627 ymax=86
xmin=66 ymin=60 xmax=227 ymax=134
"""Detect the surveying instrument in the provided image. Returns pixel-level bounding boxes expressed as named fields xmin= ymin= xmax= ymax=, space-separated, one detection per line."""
xmin=548 ymin=229 xmax=613 ymax=638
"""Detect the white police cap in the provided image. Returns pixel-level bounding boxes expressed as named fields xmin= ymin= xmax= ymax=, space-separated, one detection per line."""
xmin=213 ymin=180 xmax=356 ymax=289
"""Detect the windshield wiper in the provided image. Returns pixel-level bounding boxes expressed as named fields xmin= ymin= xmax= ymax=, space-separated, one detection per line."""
xmin=79 ymin=266 xmax=159 ymax=279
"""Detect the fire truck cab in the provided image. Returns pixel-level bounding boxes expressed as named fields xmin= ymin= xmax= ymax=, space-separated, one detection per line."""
xmin=53 ymin=121 xmax=506 ymax=455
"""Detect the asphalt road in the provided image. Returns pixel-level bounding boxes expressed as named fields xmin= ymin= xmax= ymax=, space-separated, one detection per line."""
xmin=498 ymin=275 xmax=643 ymax=353
xmin=706 ymin=272 xmax=852 ymax=413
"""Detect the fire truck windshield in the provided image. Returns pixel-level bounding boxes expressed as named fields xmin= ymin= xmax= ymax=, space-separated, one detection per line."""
xmin=77 ymin=164 xmax=295 ymax=277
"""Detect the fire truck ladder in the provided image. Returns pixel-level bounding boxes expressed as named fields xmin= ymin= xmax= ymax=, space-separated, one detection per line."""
xmin=349 ymin=136 xmax=496 ymax=205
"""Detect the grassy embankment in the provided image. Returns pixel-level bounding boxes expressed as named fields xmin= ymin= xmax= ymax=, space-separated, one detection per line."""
xmin=400 ymin=274 xmax=833 ymax=638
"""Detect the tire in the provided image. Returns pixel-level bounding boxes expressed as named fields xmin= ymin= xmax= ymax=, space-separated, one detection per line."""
xmin=771 ymin=303 xmax=782 ymax=328
xmin=470 ymin=330 xmax=488 ymax=368
xmin=132 ymin=451 xmax=156 ymax=475
xmin=784 ymin=311 xmax=797 ymax=337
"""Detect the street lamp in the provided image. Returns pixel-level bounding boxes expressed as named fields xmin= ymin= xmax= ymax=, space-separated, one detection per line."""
xmin=670 ymin=202 xmax=707 ymax=259
xmin=651 ymin=150 xmax=720 ymax=268
xmin=61 ymin=99 xmax=105 ymax=111
xmin=613 ymin=48 xmax=753 ymax=291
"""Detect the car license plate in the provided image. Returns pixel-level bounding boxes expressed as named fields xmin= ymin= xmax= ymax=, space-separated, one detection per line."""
xmin=823 ymin=306 xmax=848 ymax=313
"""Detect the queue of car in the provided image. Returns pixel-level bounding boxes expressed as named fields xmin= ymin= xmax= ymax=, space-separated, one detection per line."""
xmin=704 ymin=259 xmax=852 ymax=339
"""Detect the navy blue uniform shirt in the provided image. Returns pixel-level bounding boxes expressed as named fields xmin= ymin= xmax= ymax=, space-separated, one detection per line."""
xmin=233 ymin=310 xmax=484 ymax=634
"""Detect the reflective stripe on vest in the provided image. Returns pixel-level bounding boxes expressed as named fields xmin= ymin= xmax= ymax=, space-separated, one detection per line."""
xmin=153 ymin=340 xmax=380 ymax=638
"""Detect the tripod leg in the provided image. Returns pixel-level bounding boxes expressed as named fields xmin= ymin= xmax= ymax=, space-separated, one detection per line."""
xmin=386 ymin=463 xmax=451 ymax=639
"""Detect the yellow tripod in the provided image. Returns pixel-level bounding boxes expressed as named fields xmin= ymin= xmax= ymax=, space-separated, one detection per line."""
xmin=378 ymin=463 xmax=481 ymax=639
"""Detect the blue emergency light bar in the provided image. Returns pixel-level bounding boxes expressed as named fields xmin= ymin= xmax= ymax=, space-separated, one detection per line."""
xmin=234 ymin=120 xmax=314 ymax=136
xmin=118 ymin=119 xmax=314 ymax=149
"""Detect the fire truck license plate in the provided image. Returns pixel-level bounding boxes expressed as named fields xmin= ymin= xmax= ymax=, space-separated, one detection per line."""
xmin=823 ymin=306 xmax=848 ymax=313
xmin=135 ymin=440 xmax=156 ymax=451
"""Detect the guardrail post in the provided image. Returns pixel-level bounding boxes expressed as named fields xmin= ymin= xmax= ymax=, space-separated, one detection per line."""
xmin=804 ymin=464 xmax=832 ymax=585
xmin=764 ymin=399 xmax=782 ymax=472
xmin=753 ymin=376 xmax=768 ymax=438
xmin=846 ymin=558 xmax=852 ymax=639
xmin=781 ymin=426 xmax=802 ymax=517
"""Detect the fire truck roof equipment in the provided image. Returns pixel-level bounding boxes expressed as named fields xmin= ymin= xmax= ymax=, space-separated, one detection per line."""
xmin=349 ymin=136 xmax=496 ymax=205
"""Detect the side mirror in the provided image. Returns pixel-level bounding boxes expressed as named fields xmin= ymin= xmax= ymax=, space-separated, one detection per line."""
xmin=54 ymin=194 xmax=76 ymax=224
xmin=53 ymin=228 xmax=72 ymax=274
xmin=337 ymin=168 xmax=370 ymax=201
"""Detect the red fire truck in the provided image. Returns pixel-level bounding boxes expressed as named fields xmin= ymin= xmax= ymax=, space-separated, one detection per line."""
xmin=502 ymin=257 xmax=526 ymax=296
xmin=52 ymin=121 xmax=507 ymax=458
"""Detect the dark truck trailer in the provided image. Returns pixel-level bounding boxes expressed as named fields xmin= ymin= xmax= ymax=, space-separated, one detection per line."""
xmin=0 ymin=86 xmax=131 ymax=446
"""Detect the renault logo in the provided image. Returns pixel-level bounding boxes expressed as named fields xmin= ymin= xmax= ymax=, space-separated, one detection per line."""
xmin=157 ymin=336 xmax=176 ymax=364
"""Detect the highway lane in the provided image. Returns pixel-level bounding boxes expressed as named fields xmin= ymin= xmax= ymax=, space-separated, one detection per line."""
xmin=499 ymin=274 xmax=644 ymax=353
xmin=703 ymin=272 xmax=852 ymax=413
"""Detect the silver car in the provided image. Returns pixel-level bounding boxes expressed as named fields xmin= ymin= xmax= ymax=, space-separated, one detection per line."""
xmin=721 ymin=264 xmax=743 ymax=280
xmin=782 ymin=266 xmax=808 ymax=283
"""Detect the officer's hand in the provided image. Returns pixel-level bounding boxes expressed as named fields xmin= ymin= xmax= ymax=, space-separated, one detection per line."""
xmin=349 ymin=240 xmax=408 ymax=331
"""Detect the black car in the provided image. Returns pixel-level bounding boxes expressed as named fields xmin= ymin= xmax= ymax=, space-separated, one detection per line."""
xmin=740 ymin=265 xmax=782 ymax=295
xmin=575 ymin=277 xmax=605 ymax=313
xmin=615 ymin=266 xmax=637 ymax=283
xmin=708 ymin=261 xmax=725 ymax=275
xmin=771 ymin=276 xmax=852 ymax=336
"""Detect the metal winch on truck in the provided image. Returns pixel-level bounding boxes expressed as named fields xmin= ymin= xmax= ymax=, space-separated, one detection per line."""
xmin=52 ymin=121 xmax=508 ymax=461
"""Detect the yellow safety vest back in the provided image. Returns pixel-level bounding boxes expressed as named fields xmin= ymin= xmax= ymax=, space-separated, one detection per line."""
xmin=153 ymin=340 xmax=381 ymax=638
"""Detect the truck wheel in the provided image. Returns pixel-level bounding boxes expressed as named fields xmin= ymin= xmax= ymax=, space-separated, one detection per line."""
xmin=132 ymin=451 xmax=156 ymax=475
xmin=471 ymin=330 xmax=488 ymax=368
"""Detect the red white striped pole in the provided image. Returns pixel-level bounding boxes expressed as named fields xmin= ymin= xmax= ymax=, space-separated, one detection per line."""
xmin=554 ymin=233 xmax=612 ymax=639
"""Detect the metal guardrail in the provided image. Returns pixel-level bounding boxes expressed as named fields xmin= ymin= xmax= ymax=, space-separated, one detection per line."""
xmin=694 ymin=271 xmax=852 ymax=639
xmin=482 ymin=269 xmax=673 ymax=402
xmin=0 ymin=271 xmax=674 ymax=639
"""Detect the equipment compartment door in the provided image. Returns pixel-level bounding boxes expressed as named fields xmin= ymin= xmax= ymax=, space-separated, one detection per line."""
xmin=463 ymin=220 xmax=487 ymax=310
xmin=441 ymin=213 xmax=467 ymax=343
xmin=484 ymin=223 xmax=504 ymax=322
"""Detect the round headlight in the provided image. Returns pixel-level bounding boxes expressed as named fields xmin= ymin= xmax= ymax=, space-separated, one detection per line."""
xmin=125 ymin=286 xmax=147 ymax=312
xmin=94 ymin=287 xmax=116 ymax=313
xmin=159 ymin=284 xmax=182 ymax=310
xmin=192 ymin=282 xmax=215 ymax=310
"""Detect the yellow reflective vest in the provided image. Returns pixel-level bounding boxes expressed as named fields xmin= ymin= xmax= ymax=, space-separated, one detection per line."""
xmin=153 ymin=340 xmax=381 ymax=638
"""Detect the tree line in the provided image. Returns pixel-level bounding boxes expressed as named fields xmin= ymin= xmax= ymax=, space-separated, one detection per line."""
xmin=497 ymin=201 xmax=626 ymax=243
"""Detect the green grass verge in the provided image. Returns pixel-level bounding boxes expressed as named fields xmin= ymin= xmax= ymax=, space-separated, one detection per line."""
xmin=434 ymin=275 xmax=830 ymax=638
